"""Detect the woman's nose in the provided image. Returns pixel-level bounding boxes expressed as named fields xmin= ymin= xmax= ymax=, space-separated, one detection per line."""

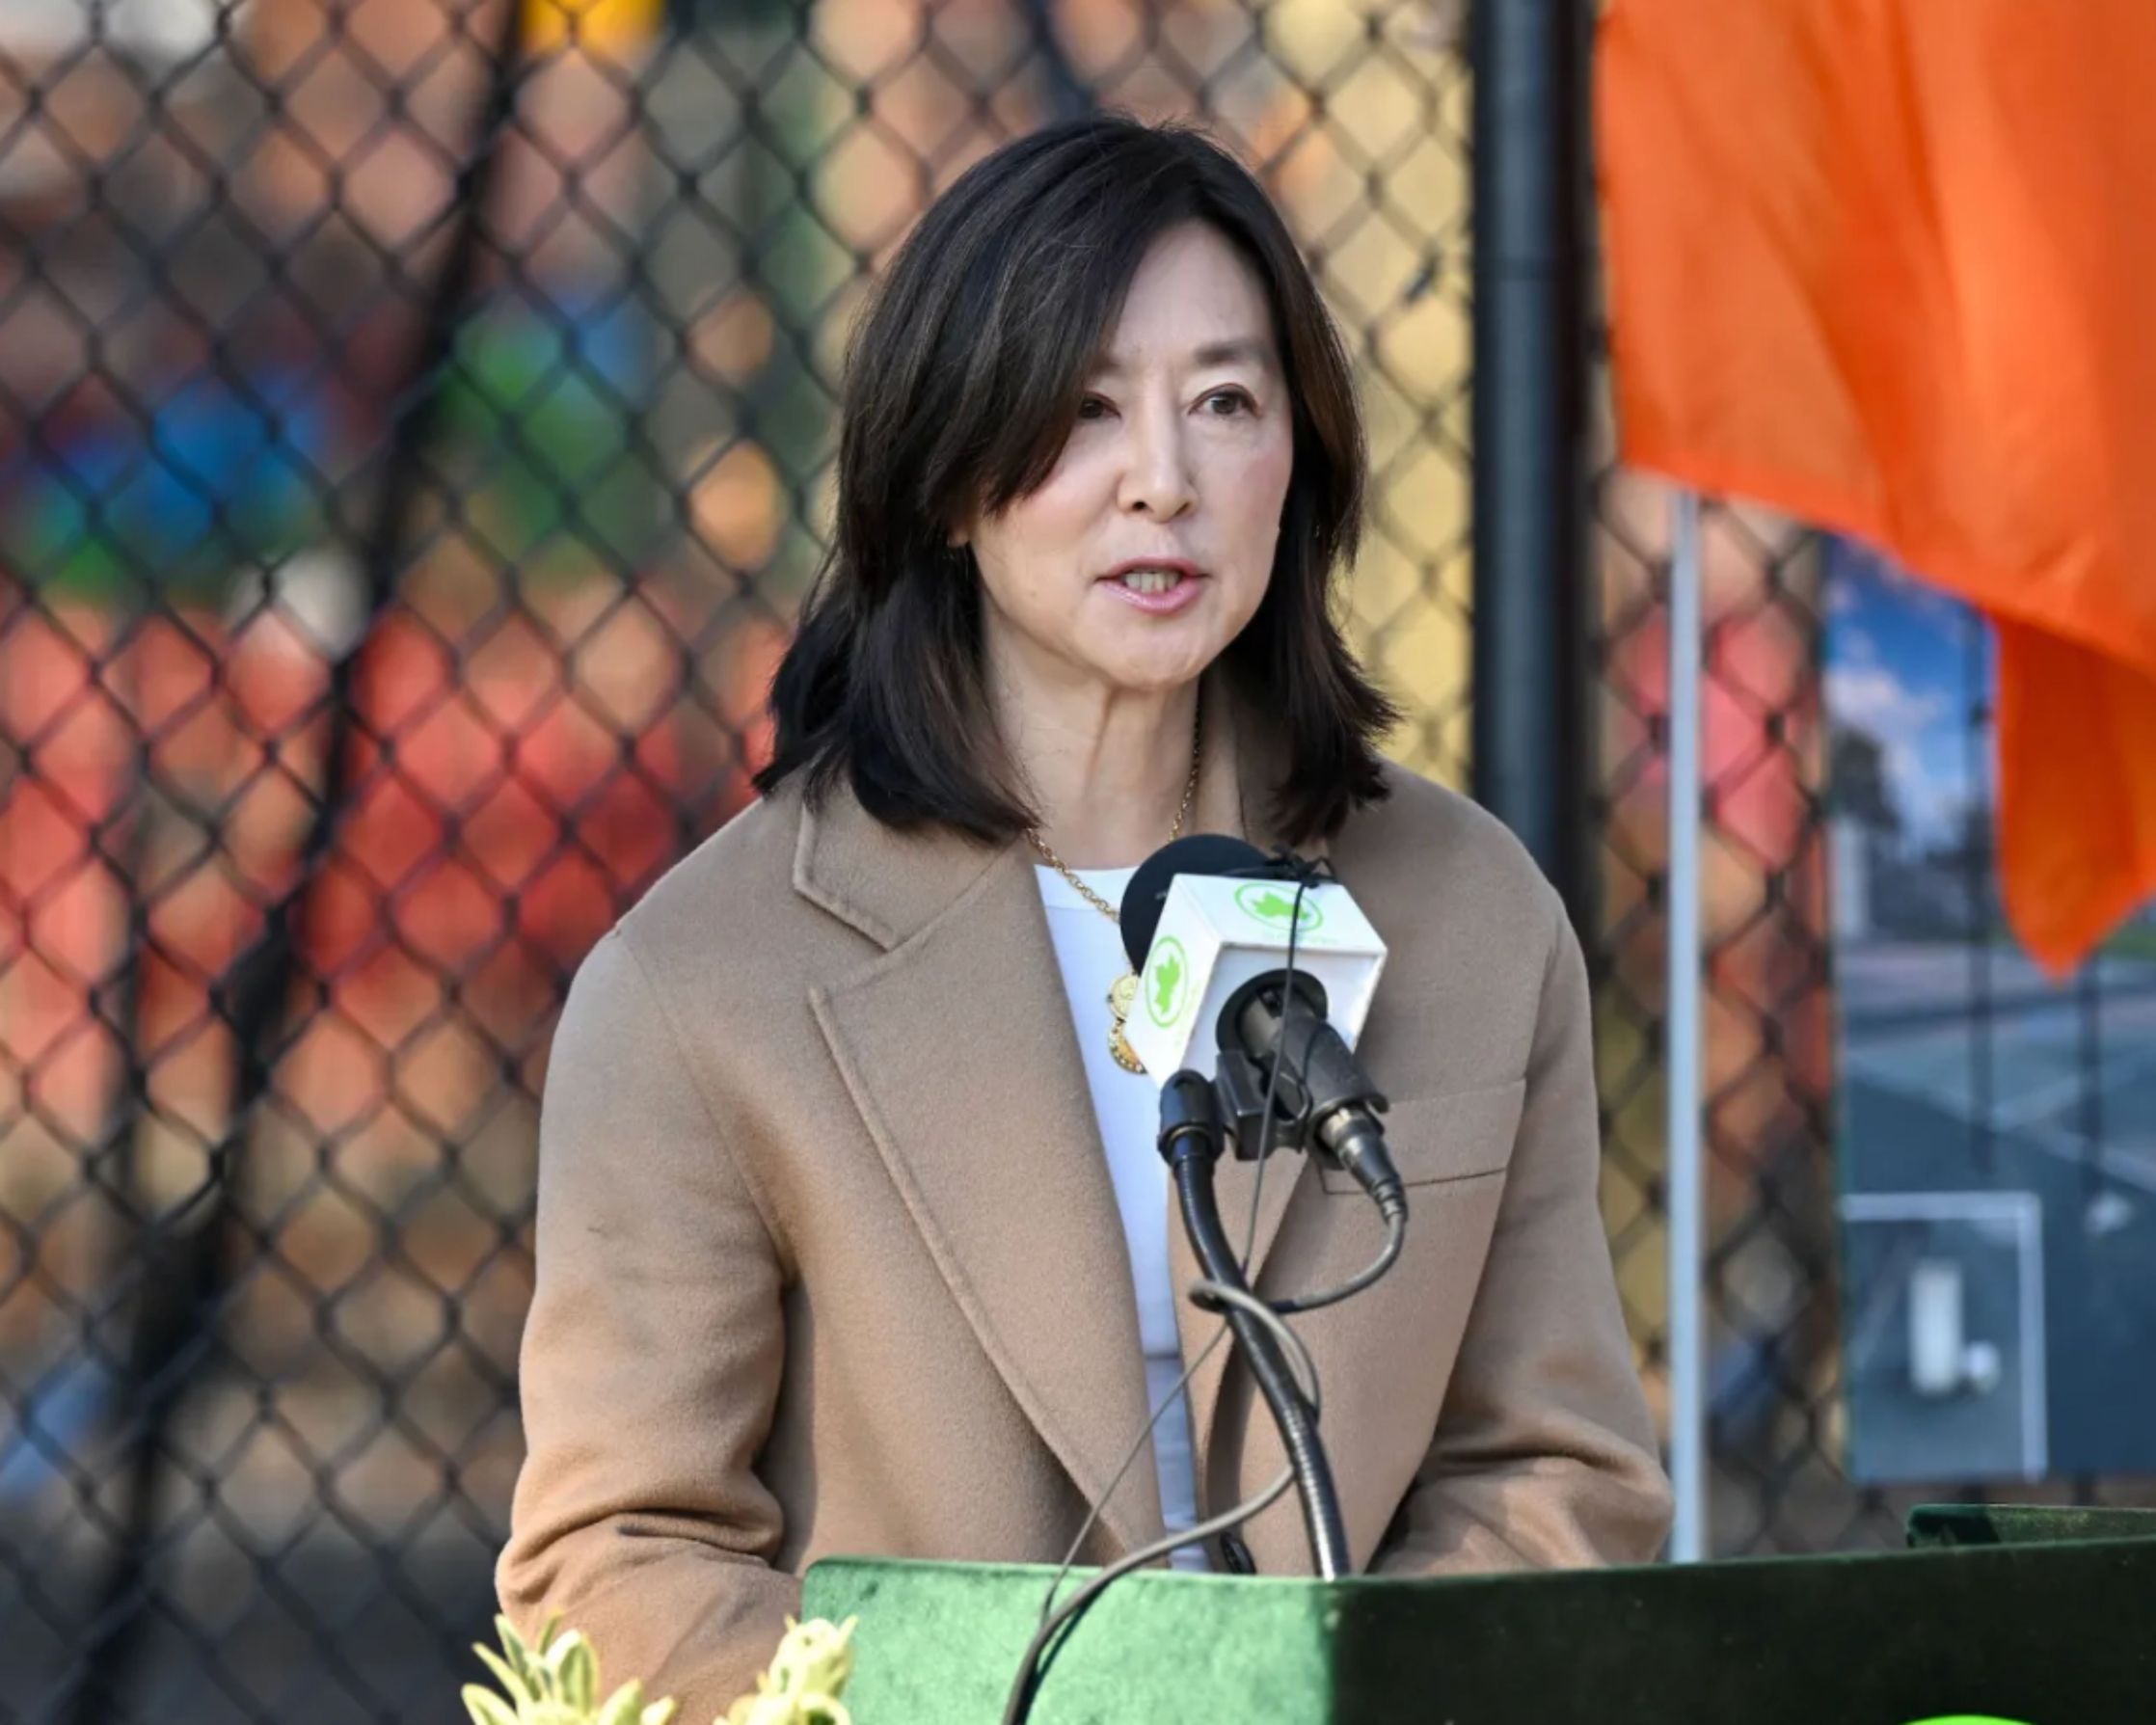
xmin=1117 ymin=407 xmax=1196 ymax=521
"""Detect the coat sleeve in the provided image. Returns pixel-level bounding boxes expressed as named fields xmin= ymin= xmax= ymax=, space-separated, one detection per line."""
xmin=497 ymin=926 xmax=798 ymax=1719
xmin=1372 ymin=883 xmax=1674 ymax=1574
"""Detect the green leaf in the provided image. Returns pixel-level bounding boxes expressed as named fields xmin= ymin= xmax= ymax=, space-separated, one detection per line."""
xmin=497 ymin=1613 xmax=548 ymax=1691
xmin=637 ymin=1701 xmax=679 ymax=1725
xmin=594 ymin=1680 xmax=646 ymax=1725
xmin=555 ymin=1633 xmax=598 ymax=1713
xmin=472 ymin=1645 xmax=535 ymax=1712
xmin=463 ymin=1685 xmax=522 ymax=1725
xmin=536 ymin=1627 xmax=583 ymax=1703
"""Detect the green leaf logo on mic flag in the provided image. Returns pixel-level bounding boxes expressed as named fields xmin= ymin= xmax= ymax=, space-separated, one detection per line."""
xmin=1145 ymin=936 xmax=1191 ymax=1029
xmin=1234 ymin=880 xmax=1323 ymax=934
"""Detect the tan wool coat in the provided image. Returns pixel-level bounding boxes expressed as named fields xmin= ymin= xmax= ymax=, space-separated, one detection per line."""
xmin=498 ymin=674 xmax=1673 ymax=1719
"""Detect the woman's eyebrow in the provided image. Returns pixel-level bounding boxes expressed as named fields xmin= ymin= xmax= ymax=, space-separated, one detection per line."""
xmin=1189 ymin=337 xmax=1276 ymax=371
xmin=1089 ymin=337 xmax=1279 ymax=376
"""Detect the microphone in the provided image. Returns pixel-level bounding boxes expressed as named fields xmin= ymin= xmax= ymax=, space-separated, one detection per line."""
xmin=1118 ymin=833 xmax=1274 ymax=970
xmin=1122 ymin=837 xmax=1408 ymax=1584
xmin=1118 ymin=837 xmax=1402 ymax=1209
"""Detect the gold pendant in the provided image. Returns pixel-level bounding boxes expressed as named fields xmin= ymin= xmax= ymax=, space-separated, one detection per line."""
xmin=1107 ymin=972 xmax=1145 ymax=1073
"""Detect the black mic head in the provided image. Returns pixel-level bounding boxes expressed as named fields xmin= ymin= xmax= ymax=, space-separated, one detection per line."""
xmin=1118 ymin=833 xmax=1270 ymax=970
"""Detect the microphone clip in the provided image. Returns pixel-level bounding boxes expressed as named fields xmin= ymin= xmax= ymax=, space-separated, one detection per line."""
xmin=1214 ymin=1049 xmax=1312 ymax=1160
xmin=1212 ymin=972 xmax=1389 ymax=1163
xmin=1213 ymin=1049 xmax=1389 ymax=1162
xmin=1225 ymin=847 xmax=1337 ymax=892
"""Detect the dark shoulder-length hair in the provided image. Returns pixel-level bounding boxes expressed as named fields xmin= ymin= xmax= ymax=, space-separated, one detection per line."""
xmin=753 ymin=112 xmax=1398 ymax=847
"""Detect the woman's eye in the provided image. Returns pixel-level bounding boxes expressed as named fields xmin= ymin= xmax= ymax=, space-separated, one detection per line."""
xmin=1076 ymin=395 xmax=1112 ymax=420
xmin=1203 ymin=390 xmax=1253 ymax=416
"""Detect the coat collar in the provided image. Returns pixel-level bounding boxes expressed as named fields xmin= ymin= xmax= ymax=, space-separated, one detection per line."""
xmin=797 ymin=668 xmax=1325 ymax=1561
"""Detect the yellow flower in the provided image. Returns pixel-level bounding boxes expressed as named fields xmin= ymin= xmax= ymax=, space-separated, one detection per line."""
xmin=462 ymin=1615 xmax=679 ymax=1725
xmin=464 ymin=1610 xmax=853 ymax=1725
xmin=721 ymin=1616 xmax=858 ymax=1724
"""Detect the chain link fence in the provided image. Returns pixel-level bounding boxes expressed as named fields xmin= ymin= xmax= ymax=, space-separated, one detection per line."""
xmin=0 ymin=3 xmax=1474 ymax=1715
xmin=0 ymin=1 xmax=2138 ymax=1720
xmin=1589 ymin=485 xmax=1846 ymax=1546
xmin=1588 ymin=475 xmax=2156 ymax=1550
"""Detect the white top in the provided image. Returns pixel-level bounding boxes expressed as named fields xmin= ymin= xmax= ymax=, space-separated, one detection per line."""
xmin=1032 ymin=863 xmax=1209 ymax=1572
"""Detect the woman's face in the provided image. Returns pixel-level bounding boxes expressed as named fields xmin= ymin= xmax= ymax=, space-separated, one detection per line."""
xmin=959 ymin=221 xmax=1295 ymax=702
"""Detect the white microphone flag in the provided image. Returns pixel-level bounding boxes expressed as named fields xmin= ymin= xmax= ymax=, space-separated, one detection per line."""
xmin=1123 ymin=875 xmax=1388 ymax=1083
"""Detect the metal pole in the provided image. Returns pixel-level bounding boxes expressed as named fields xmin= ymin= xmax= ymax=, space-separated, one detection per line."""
xmin=1667 ymin=487 xmax=1707 ymax=1561
xmin=1469 ymin=0 xmax=1592 ymax=923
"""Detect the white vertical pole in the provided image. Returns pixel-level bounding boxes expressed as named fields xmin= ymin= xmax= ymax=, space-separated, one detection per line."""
xmin=1667 ymin=487 xmax=1708 ymax=1562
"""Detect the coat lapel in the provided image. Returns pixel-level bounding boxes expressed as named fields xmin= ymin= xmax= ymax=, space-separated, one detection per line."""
xmin=796 ymin=668 xmax=1328 ymax=1562
xmin=810 ymin=836 xmax=1164 ymax=1555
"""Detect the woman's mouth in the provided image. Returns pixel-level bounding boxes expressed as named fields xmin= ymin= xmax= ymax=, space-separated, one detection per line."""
xmin=1099 ymin=562 xmax=1205 ymax=615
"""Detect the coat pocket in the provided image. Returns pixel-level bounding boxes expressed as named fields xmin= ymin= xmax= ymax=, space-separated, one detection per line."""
xmin=1316 ymin=1077 xmax=1525 ymax=1194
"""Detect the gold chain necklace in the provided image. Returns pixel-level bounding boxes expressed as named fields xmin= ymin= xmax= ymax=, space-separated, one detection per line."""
xmin=1025 ymin=705 xmax=1202 ymax=1075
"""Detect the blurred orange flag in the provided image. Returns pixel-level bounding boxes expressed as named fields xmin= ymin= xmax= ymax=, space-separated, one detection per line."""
xmin=1599 ymin=0 xmax=2156 ymax=973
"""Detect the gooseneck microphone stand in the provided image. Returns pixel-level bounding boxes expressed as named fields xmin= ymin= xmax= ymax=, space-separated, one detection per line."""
xmin=1005 ymin=849 xmax=1411 ymax=1725
xmin=1158 ymin=1071 xmax=1353 ymax=1578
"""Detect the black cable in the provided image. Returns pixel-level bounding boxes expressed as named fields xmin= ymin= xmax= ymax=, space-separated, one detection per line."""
xmin=1209 ymin=871 xmax=1353 ymax=1566
xmin=1011 ymin=1183 xmax=1400 ymax=1712
xmin=1271 ymin=1205 xmax=1408 ymax=1315
xmin=1035 ymin=1326 xmax=1230 ymax=1604
xmin=1002 ymin=1468 xmax=1297 ymax=1725
xmin=1013 ymin=872 xmax=1321 ymax=1725
xmin=1234 ymin=866 xmax=1309 ymax=1269
xmin=1011 ymin=860 xmax=1395 ymax=1723
xmin=1030 ymin=862 xmax=1322 ymax=1604
xmin=1185 ymin=1281 xmax=1322 ymax=1415
xmin=1036 ymin=1282 xmax=1321 ymax=1602
xmin=1002 ymin=1285 xmax=1319 ymax=1725
xmin=1171 ymin=1133 xmax=1351 ymax=1577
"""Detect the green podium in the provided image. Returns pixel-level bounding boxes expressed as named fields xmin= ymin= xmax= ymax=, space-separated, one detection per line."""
xmin=800 ymin=1507 xmax=2156 ymax=1723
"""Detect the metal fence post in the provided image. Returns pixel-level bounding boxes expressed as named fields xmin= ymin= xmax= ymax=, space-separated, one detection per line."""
xmin=1666 ymin=487 xmax=1707 ymax=1561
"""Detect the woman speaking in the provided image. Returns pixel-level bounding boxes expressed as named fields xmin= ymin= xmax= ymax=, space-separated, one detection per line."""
xmin=499 ymin=115 xmax=1670 ymax=1718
